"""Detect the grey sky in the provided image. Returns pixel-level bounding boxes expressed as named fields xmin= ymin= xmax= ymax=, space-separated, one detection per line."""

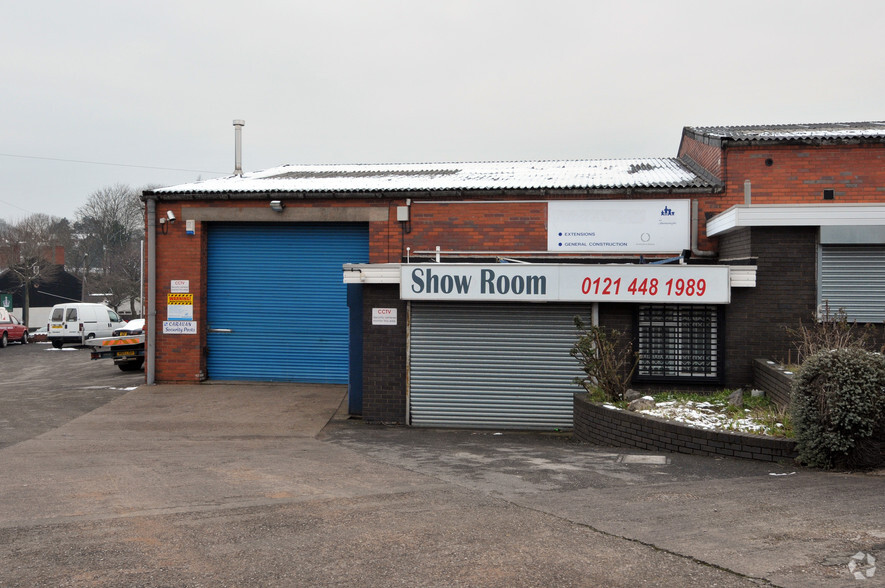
xmin=3 ymin=0 xmax=884 ymax=222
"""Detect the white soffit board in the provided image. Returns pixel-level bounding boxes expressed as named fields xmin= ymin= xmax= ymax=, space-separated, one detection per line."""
xmin=708 ymin=205 xmax=885 ymax=236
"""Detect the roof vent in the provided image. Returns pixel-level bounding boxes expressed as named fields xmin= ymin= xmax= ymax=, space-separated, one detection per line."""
xmin=233 ymin=119 xmax=245 ymax=176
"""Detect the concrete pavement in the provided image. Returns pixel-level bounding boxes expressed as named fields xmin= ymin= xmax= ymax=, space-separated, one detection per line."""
xmin=0 ymin=382 xmax=881 ymax=586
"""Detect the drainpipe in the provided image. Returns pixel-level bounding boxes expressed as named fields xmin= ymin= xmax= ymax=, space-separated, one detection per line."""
xmin=691 ymin=200 xmax=716 ymax=258
xmin=145 ymin=196 xmax=157 ymax=384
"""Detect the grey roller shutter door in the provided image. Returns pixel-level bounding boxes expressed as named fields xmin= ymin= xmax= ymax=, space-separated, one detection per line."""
xmin=410 ymin=302 xmax=587 ymax=430
xmin=820 ymin=246 xmax=885 ymax=322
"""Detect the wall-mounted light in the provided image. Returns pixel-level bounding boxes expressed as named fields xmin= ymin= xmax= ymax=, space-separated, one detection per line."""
xmin=270 ymin=200 xmax=285 ymax=213
xmin=166 ymin=210 xmax=176 ymax=223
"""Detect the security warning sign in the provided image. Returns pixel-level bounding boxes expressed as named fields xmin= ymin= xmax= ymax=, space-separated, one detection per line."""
xmin=167 ymin=293 xmax=194 ymax=321
xmin=167 ymin=293 xmax=193 ymax=305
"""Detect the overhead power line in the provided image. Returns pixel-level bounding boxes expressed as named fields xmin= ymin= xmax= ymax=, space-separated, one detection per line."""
xmin=0 ymin=152 xmax=227 ymax=175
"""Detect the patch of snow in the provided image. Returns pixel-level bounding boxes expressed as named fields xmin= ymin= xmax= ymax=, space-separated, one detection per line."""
xmin=638 ymin=399 xmax=782 ymax=435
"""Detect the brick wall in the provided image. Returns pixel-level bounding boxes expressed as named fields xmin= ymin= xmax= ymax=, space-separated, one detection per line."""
xmin=154 ymin=203 xmax=206 ymax=383
xmin=151 ymin=199 xmax=400 ymax=382
xmin=678 ymin=134 xmax=722 ymax=178
xmin=724 ymin=143 xmax=885 ymax=205
xmin=361 ymin=284 xmax=408 ymax=423
xmin=752 ymin=358 xmax=794 ymax=408
xmin=573 ymin=393 xmax=798 ymax=462
xmin=718 ymin=226 xmax=752 ymax=260
xmin=406 ymin=201 xmax=548 ymax=255
xmin=723 ymin=226 xmax=818 ymax=385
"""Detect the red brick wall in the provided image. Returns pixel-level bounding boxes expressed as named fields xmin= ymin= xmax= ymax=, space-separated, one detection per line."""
xmin=153 ymin=203 xmax=205 ymax=382
xmin=151 ymin=199 xmax=397 ymax=382
xmin=679 ymin=134 xmax=722 ymax=178
xmin=722 ymin=143 xmax=885 ymax=205
xmin=150 ymin=194 xmax=711 ymax=382
xmin=404 ymin=201 xmax=548 ymax=258
xmin=678 ymin=138 xmax=885 ymax=250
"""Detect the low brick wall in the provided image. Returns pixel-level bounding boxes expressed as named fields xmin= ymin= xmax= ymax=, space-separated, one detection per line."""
xmin=573 ymin=393 xmax=797 ymax=463
xmin=752 ymin=358 xmax=795 ymax=408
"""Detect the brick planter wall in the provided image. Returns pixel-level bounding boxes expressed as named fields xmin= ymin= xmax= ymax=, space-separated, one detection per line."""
xmin=573 ymin=393 xmax=797 ymax=463
xmin=752 ymin=358 xmax=795 ymax=408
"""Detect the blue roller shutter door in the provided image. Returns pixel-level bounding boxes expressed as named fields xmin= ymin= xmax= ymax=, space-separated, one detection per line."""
xmin=207 ymin=223 xmax=368 ymax=383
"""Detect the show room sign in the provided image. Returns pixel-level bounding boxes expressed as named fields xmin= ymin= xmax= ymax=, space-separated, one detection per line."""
xmin=401 ymin=264 xmax=730 ymax=304
xmin=547 ymin=200 xmax=690 ymax=254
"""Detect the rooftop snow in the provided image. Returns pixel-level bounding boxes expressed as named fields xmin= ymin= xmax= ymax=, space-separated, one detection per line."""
xmin=686 ymin=121 xmax=885 ymax=142
xmin=149 ymin=158 xmax=714 ymax=195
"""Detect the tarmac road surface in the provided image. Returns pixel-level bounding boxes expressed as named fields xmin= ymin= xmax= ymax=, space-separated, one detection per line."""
xmin=0 ymin=343 xmax=882 ymax=586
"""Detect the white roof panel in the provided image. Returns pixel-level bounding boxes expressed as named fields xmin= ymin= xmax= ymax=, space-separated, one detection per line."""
xmin=151 ymin=158 xmax=714 ymax=195
xmin=687 ymin=121 xmax=885 ymax=142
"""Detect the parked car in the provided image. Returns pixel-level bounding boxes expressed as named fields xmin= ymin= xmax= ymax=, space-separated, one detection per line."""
xmin=0 ymin=309 xmax=29 ymax=347
xmin=47 ymin=303 xmax=126 ymax=348
xmin=88 ymin=317 xmax=146 ymax=371
xmin=113 ymin=318 xmax=144 ymax=337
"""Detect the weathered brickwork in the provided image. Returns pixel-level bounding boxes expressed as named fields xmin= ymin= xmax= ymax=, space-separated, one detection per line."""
xmin=573 ymin=393 xmax=798 ymax=462
xmin=147 ymin=130 xmax=885 ymax=396
xmin=361 ymin=284 xmax=408 ymax=424
xmin=150 ymin=199 xmax=401 ymax=382
xmin=752 ymin=358 xmax=794 ymax=408
xmin=717 ymin=226 xmax=752 ymax=260
xmin=722 ymin=226 xmax=818 ymax=386
xmin=154 ymin=203 xmax=206 ymax=383
xmin=406 ymin=201 xmax=548 ymax=256
xmin=723 ymin=144 xmax=885 ymax=205
xmin=678 ymin=134 xmax=722 ymax=178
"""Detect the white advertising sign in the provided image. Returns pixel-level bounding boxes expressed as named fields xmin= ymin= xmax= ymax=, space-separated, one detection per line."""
xmin=401 ymin=264 xmax=730 ymax=304
xmin=548 ymin=200 xmax=690 ymax=254
xmin=163 ymin=321 xmax=198 ymax=334
xmin=372 ymin=308 xmax=398 ymax=325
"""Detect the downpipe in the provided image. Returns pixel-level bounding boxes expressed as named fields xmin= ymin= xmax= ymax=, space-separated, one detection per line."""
xmin=691 ymin=200 xmax=716 ymax=258
xmin=145 ymin=196 xmax=157 ymax=384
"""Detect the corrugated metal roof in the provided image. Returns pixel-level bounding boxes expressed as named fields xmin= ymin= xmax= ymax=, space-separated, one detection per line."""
xmin=150 ymin=158 xmax=715 ymax=195
xmin=685 ymin=121 xmax=885 ymax=142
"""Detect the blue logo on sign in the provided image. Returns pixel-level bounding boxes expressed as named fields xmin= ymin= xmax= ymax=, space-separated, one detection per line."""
xmin=661 ymin=206 xmax=675 ymax=217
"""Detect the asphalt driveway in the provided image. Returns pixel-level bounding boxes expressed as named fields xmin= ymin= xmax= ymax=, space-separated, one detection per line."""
xmin=0 ymin=353 xmax=882 ymax=586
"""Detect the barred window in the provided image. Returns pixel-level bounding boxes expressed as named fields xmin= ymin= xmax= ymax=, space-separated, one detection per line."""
xmin=635 ymin=304 xmax=721 ymax=382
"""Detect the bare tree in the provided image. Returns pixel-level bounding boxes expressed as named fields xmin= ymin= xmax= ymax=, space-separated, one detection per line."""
xmin=74 ymin=184 xmax=145 ymax=311
xmin=0 ymin=214 xmax=66 ymax=325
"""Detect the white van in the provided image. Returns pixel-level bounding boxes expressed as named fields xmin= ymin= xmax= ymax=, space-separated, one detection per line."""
xmin=47 ymin=303 xmax=126 ymax=348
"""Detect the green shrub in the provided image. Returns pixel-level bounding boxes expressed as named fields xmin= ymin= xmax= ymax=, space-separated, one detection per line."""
xmin=570 ymin=316 xmax=638 ymax=402
xmin=790 ymin=348 xmax=885 ymax=469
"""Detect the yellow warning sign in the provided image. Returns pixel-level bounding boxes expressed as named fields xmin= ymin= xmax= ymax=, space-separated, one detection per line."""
xmin=167 ymin=293 xmax=194 ymax=305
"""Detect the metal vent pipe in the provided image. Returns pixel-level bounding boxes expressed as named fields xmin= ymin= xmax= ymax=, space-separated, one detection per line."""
xmin=233 ymin=119 xmax=245 ymax=176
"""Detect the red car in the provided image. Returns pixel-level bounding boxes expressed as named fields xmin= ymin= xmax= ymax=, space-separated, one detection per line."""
xmin=0 ymin=311 xmax=29 ymax=347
